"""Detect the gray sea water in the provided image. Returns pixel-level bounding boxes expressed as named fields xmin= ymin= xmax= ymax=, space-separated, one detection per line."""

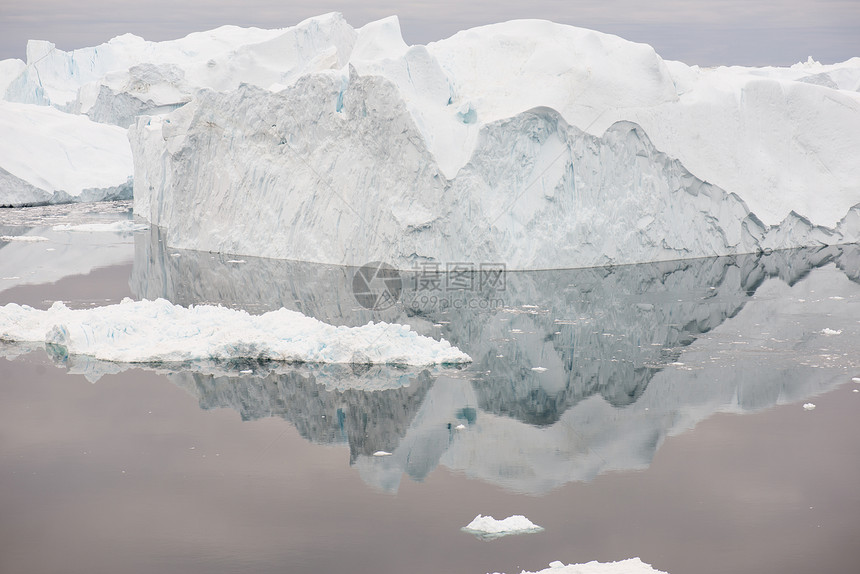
xmin=1 ymin=201 xmax=859 ymax=574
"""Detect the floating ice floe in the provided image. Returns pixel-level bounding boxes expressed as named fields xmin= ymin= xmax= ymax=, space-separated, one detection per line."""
xmin=495 ymin=557 xmax=668 ymax=574
xmin=461 ymin=514 xmax=544 ymax=540
xmin=820 ymin=328 xmax=842 ymax=336
xmin=0 ymin=298 xmax=471 ymax=366
xmin=803 ymin=403 xmax=816 ymax=410
xmin=52 ymin=221 xmax=148 ymax=232
xmin=1 ymin=235 xmax=49 ymax=242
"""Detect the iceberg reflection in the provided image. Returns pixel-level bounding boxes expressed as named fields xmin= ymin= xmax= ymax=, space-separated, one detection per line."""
xmin=12 ymin=230 xmax=858 ymax=494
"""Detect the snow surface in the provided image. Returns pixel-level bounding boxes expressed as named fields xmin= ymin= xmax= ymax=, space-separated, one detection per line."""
xmin=0 ymin=298 xmax=471 ymax=366
xmin=0 ymin=100 xmax=133 ymax=206
xmin=461 ymin=514 xmax=544 ymax=539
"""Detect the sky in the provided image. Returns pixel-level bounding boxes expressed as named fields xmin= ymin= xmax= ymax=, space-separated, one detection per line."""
xmin=0 ymin=0 xmax=858 ymax=66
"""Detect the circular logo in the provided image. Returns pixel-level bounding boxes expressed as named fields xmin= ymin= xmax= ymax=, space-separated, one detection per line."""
xmin=352 ymin=261 xmax=402 ymax=310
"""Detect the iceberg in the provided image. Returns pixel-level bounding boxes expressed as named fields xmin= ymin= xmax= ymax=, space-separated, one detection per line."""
xmin=2 ymin=13 xmax=859 ymax=264
xmin=0 ymin=100 xmax=133 ymax=206
xmin=122 ymin=14 xmax=860 ymax=269
xmin=0 ymin=298 xmax=471 ymax=366
xmin=461 ymin=514 xmax=544 ymax=540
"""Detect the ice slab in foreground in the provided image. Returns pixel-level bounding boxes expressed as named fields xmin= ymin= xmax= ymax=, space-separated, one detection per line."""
xmin=461 ymin=514 xmax=544 ymax=540
xmin=500 ymin=558 xmax=667 ymax=574
xmin=0 ymin=298 xmax=470 ymax=365
xmin=0 ymin=101 xmax=132 ymax=206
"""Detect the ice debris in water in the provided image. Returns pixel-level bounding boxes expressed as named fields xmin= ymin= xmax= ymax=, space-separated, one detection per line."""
xmin=803 ymin=403 xmax=816 ymax=410
xmin=461 ymin=514 xmax=544 ymax=540
xmin=820 ymin=328 xmax=842 ymax=336
xmin=52 ymin=221 xmax=148 ymax=232
xmin=1 ymin=235 xmax=49 ymax=242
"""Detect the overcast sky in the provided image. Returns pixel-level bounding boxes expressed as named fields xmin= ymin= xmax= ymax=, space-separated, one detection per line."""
xmin=0 ymin=0 xmax=858 ymax=66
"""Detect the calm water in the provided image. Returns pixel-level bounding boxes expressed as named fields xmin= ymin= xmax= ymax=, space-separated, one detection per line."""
xmin=1 ymin=203 xmax=860 ymax=574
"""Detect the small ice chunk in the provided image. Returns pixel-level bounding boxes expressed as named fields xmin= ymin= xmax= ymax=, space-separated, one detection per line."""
xmin=531 ymin=367 xmax=547 ymax=372
xmin=373 ymin=451 xmax=392 ymax=457
xmin=520 ymin=558 xmax=668 ymax=573
xmin=820 ymin=328 xmax=842 ymax=336
xmin=227 ymin=259 xmax=246 ymax=263
xmin=803 ymin=403 xmax=816 ymax=410
xmin=52 ymin=221 xmax=147 ymax=232
xmin=461 ymin=514 xmax=544 ymax=540
xmin=455 ymin=424 xmax=466 ymax=430
xmin=239 ymin=369 xmax=252 ymax=374
xmin=852 ymin=377 xmax=860 ymax=383
xmin=1 ymin=235 xmax=49 ymax=242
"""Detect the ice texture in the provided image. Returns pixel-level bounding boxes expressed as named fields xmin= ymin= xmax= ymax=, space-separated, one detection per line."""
xmin=0 ymin=298 xmax=471 ymax=366
xmin=462 ymin=514 xmax=544 ymax=540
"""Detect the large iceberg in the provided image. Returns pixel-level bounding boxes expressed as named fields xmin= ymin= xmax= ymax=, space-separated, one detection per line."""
xmin=0 ymin=298 xmax=470 ymax=366
xmin=123 ymin=14 xmax=860 ymax=269
xmin=3 ymin=14 xmax=859 ymax=264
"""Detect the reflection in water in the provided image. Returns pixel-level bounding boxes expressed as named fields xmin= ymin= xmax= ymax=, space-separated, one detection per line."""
xmin=9 ymin=227 xmax=860 ymax=494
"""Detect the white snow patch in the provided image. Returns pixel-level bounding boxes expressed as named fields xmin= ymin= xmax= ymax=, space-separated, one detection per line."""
xmin=373 ymin=451 xmax=392 ymax=457
xmin=461 ymin=514 xmax=544 ymax=540
xmin=531 ymin=367 xmax=548 ymax=372
xmin=0 ymin=298 xmax=471 ymax=365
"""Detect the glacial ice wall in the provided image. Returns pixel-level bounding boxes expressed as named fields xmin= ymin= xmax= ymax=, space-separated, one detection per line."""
xmin=130 ymin=76 xmax=852 ymax=269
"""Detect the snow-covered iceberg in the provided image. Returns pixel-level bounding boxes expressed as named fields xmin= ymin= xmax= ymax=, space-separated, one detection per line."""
xmin=123 ymin=14 xmax=860 ymax=269
xmin=0 ymin=298 xmax=470 ymax=366
xmin=0 ymin=101 xmax=133 ymax=206
xmin=3 ymin=13 xmax=859 ymax=263
xmin=462 ymin=514 xmax=544 ymax=540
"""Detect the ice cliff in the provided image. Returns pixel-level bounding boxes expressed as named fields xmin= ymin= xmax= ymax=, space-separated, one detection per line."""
xmin=3 ymin=13 xmax=860 ymax=263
